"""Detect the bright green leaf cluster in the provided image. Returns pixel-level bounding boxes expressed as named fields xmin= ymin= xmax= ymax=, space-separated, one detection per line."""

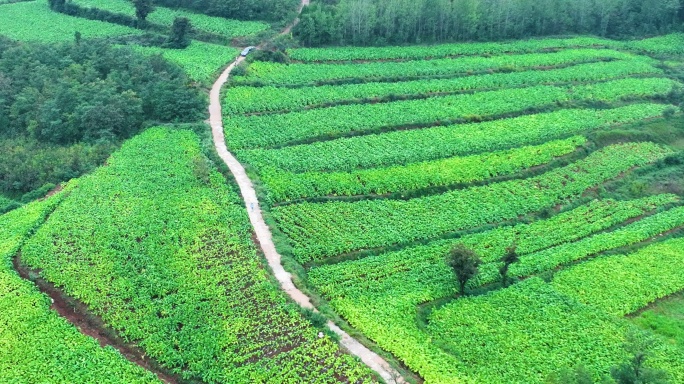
xmin=0 ymin=191 xmax=160 ymax=383
xmin=260 ymin=136 xmax=587 ymax=202
xmin=239 ymin=104 xmax=670 ymax=173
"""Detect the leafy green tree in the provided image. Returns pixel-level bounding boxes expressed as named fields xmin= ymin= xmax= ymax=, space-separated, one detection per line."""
xmin=611 ymin=331 xmax=670 ymax=384
xmin=499 ymin=244 xmax=520 ymax=287
xmin=446 ymin=244 xmax=482 ymax=295
xmin=132 ymin=0 xmax=155 ymax=25
xmin=48 ymin=0 xmax=65 ymax=11
xmin=546 ymin=365 xmax=595 ymax=384
xmin=164 ymin=17 xmax=192 ymax=49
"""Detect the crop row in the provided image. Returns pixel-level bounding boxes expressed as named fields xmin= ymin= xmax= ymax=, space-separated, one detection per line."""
xmin=274 ymin=143 xmax=672 ymax=261
xmin=0 ymin=190 xmax=160 ymax=383
xmin=427 ymin=278 xmax=684 ymax=383
xmin=224 ymin=60 xmax=662 ymax=115
xmin=553 ymin=237 xmax=684 ymax=316
xmin=0 ymin=0 xmax=143 ymax=43
xmin=286 ymin=34 xmax=684 ymax=63
xmin=308 ymin=195 xmax=677 ymax=290
xmin=307 ymin=194 xmax=683 ymax=383
xmin=238 ymin=104 xmax=671 ymax=174
xmin=131 ymin=42 xmax=239 ymax=84
xmin=260 ymin=136 xmax=586 ymax=203
xmin=18 ymin=128 xmax=375 ymax=383
xmin=71 ymin=0 xmax=269 ymax=39
xmin=474 ymin=205 xmax=684 ymax=286
xmin=624 ymin=33 xmax=684 ymax=56
xmin=225 ymin=77 xmax=677 ymax=149
xmin=233 ymin=48 xmax=641 ymax=87
xmin=287 ymin=36 xmax=614 ymax=62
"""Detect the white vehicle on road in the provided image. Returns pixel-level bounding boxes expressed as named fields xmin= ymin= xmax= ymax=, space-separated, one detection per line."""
xmin=240 ymin=46 xmax=256 ymax=57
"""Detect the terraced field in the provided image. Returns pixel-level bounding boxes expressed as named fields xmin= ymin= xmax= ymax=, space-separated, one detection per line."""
xmin=0 ymin=0 xmax=142 ymax=42
xmin=13 ymin=128 xmax=375 ymax=383
xmin=70 ymin=0 xmax=268 ymax=40
xmin=224 ymin=36 xmax=684 ymax=383
xmin=0 ymin=189 xmax=161 ymax=383
xmin=131 ymin=42 xmax=239 ymax=84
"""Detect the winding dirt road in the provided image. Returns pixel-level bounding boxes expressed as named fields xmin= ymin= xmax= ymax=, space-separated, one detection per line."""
xmin=208 ymin=1 xmax=405 ymax=382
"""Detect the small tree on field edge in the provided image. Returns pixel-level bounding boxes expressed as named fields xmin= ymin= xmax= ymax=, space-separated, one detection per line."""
xmin=610 ymin=330 xmax=670 ymax=384
xmin=133 ymin=0 xmax=155 ymax=26
xmin=48 ymin=0 xmax=65 ymax=11
xmin=499 ymin=243 xmax=520 ymax=288
xmin=164 ymin=17 xmax=192 ymax=49
xmin=446 ymin=244 xmax=482 ymax=295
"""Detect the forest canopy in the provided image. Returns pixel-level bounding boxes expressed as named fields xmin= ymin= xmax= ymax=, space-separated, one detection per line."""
xmin=152 ymin=0 xmax=301 ymax=22
xmin=0 ymin=37 xmax=205 ymax=195
xmin=294 ymin=0 xmax=684 ymax=46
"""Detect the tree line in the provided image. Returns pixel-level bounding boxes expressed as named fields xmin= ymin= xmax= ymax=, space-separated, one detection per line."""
xmin=153 ymin=0 xmax=300 ymax=22
xmin=0 ymin=37 xmax=205 ymax=195
xmin=294 ymin=0 xmax=684 ymax=46
xmin=48 ymin=0 xmax=193 ymax=48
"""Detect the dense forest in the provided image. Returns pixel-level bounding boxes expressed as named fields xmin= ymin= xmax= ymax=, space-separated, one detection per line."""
xmin=0 ymin=37 xmax=205 ymax=196
xmin=294 ymin=0 xmax=684 ymax=46
xmin=153 ymin=0 xmax=300 ymax=22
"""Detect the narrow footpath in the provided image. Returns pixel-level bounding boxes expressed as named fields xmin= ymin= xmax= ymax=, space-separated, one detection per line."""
xmin=208 ymin=2 xmax=405 ymax=382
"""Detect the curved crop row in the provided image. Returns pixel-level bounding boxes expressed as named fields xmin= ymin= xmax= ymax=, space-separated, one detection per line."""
xmin=427 ymin=278 xmax=684 ymax=383
xmin=0 ymin=191 xmax=160 ymax=383
xmin=18 ymin=128 xmax=375 ymax=384
xmin=224 ymin=60 xmax=662 ymax=114
xmin=225 ymin=77 xmax=677 ymax=149
xmin=274 ymin=143 xmax=672 ymax=261
xmin=553 ymin=237 xmax=684 ymax=316
xmin=71 ymin=0 xmax=269 ymax=39
xmin=238 ymin=103 xmax=671 ymax=173
xmin=261 ymin=136 xmax=586 ymax=203
xmin=233 ymin=49 xmax=641 ymax=87
xmin=307 ymin=196 xmax=683 ymax=383
xmin=474 ymin=205 xmax=684 ymax=286
xmin=0 ymin=0 xmax=143 ymax=43
xmin=308 ymin=195 xmax=678 ymax=283
xmin=287 ymin=36 xmax=614 ymax=62
xmin=131 ymin=42 xmax=240 ymax=84
xmin=625 ymin=33 xmax=684 ymax=56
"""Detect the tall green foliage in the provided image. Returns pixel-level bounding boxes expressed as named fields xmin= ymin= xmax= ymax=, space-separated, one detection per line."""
xmin=294 ymin=0 xmax=684 ymax=46
xmin=0 ymin=37 xmax=205 ymax=194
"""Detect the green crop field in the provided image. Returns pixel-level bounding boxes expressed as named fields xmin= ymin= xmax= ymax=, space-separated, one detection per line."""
xmin=223 ymin=34 xmax=684 ymax=383
xmin=15 ymin=128 xmax=375 ymax=383
xmin=0 ymin=0 xmax=143 ymax=42
xmin=3 ymin=0 xmax=684 ymax=379
xmin=131 ymin=42 xmax=239 ymax=84
xmin=0 ymin=190 xmax=161 ymax=383
xmin=70 ymin=0 xmax=269 ymax=39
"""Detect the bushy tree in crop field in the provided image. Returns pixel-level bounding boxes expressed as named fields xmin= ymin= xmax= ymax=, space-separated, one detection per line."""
xmin=446 ymin=244 xmax=482 ymax=295
xmin=133 ymin=0 xmax=155 ymax=25
xmin=611 ymin=331 xmax=670 ymax=384
xmin=165 ymin=17 xmax=191 ymax=48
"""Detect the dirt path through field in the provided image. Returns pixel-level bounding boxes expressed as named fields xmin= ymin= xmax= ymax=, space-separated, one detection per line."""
xmin=208 ymin=1 xmax=405 ymax=382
